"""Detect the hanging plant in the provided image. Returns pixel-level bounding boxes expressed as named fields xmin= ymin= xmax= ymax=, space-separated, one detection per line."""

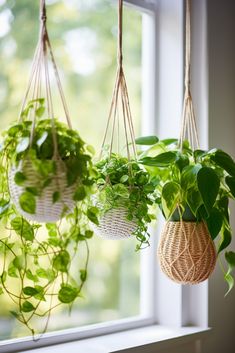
xmin=95 ymin=154 xmax=156 ymax=250
xmin=92 ymin=0 xmax=155 ymax=249
xmin=0 ymin=0 xmax=96 ymax=337
xmin=137 ymin=0 xmax=235 ymax=291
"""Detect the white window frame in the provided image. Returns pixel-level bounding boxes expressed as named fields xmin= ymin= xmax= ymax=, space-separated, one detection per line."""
xmin=0 ymin=0 xmax=209 ymax=352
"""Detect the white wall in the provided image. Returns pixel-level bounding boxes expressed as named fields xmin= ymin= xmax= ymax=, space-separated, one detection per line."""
xmin=202 ymin=0 xmax=235 ymax=352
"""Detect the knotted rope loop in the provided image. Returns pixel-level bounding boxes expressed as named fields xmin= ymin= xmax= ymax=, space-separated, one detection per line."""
xmin=179 ymin=0 xmax=199 ymax=151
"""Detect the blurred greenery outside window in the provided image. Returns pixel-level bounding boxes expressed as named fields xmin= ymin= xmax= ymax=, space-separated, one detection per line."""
xmin=0 ymin=0 xmax=143 ymax=340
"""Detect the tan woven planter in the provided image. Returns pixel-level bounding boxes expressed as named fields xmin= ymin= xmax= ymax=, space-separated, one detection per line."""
xmin=157 ymin=221 xmax=217 ymax=284
xmin=9 ymin=160 xmax=76 ymax=223
xmin=93 ymin=206 xmax=137 ymax=240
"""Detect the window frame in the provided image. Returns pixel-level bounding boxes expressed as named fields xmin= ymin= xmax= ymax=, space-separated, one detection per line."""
xmin=0 ymin=0 xmax=209 ymax=351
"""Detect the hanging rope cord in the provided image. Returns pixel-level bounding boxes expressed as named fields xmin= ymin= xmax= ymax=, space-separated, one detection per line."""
xmin=179 ymin=0 xmax=199 ymax=151
xmin=100 ymin=0 xmax=137 ymax=160
xmin=18 ymin=0 xmax=72 ymax=158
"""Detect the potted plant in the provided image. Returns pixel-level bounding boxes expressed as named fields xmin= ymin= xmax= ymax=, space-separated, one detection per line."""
xmin=93 ymin=153 xmax=156 ymax=250
xmin=0 ymin=0 xmax=98 ymax=336
xmin=0 ymin=99 xmax=99 ymax=336
xmin=137 ymin=136 xmax=235 ymax=292
xmin=4 ymin=98 xmax=95 ymax=223
xmin=92 ymin=0 xmax=156 ymax=249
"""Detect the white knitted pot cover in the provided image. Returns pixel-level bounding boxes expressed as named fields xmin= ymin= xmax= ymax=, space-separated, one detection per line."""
xmin=93 ymin=206 xmax=137 ymax=239
xmin=9 ymin=160 xmax=76 ymax=223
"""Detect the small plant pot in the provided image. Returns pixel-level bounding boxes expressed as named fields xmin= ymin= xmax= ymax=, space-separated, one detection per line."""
xmin=8 ymin=160 xmax=76 ymax=223
xmin=93 ymin=206 xmax=137 ymax=239
xmin=157 ymin=221 xmax=217 ymax=284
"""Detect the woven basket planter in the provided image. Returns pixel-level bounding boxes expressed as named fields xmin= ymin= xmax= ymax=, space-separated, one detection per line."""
xmin=9 ymin=160 xmax=76 ymax=223
xmin=93 ymin=206 xmax=137 ymax=240
xmin=157 ymin=221 xmax=217 ymax=284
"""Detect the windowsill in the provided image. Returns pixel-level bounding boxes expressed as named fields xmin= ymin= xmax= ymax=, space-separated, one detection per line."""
xmin=18 ymin=325 xmax=211 ymax=353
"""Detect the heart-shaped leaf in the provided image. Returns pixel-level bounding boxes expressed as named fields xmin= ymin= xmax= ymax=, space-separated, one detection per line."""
xmin=197 ymin=167 xmax=220 ymax=215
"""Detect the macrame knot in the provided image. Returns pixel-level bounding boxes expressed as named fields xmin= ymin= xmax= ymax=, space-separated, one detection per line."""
xmin=40 ymin=14 xmax=47 ymax=23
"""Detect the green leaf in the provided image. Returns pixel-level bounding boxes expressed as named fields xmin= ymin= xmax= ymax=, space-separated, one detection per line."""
xmin=7 ymin=124 xmax=23 ymax=137
xmin=225 ymin=251 xmax=235 ymax=268
xmin=53 ymin=191 xmax=60 ymax=204
xmin=19 ymin=192 xmax=36 ymax=214
xmin=53 ymin=250 xmax=70 ymax=272
xmin=197 ymin=167 xmax=220 ymax=215
xmin=36 ymin=106 xmax=45 ymax=118
xmin=224 ymin=273 xmax=234 ymax=296
xmin=162 ymin=182 xmax=181 ymax=219
xmin=58 ymin=285 xmax=78 ymax=304
xmin=26 ymin=187 xmax=39 ymax=196
xmin=10 ymin=311 xmax=19 ymax=318
xmin=181 ymin=164 xmax=202 ymax=189
xmin=21 ymin=301 xmax=35 ymax=313
xmin=186 ymin=188 xmax=202 ymax=216
xmin=193 ymin=149 xmax=206 ymax=160
xmin=225 ymin=176 xmax=235 ymax=197
xmin=1 ymin=271 xmax=7 ymax=283
xmin=87 ymin=207 xmax=99 ymax=225
xmin=112 ymin=184 xmax=129 ymax=198
xmin=140 ymin=152 xmax=177 ymax=167
xmin=175 ymin=154 xmax=189 ymax=172
xmin=0 ymin=200 xmax=10 ymax=216
xmin=211 ymin=150 xmax=235 ymax=176
xmin=26 ymin=269 xmax=38 ymax=282
xmin=218 ymin=196 xmax=229 ymax=222
xmin=120 ymin=175 xmax=129 ymax=183
xmin=36 ymin=268 xmax=55 ymax=282
xmin=16 ymin=137 xmax=30 ymax=154
xmin=135 ymin=136 xmax=159 ymax=145
xmin=0 ymin=287 xmax=4 ymax=295
xmin=13 ymin=256 xmax=25 ymax=270
xmin=206 ymin=208 xmax=223 ymax=240
xmin=85 ymin=230 xmax=93 ymax=239
xmin=161 ymin=138 xmax=178 ymax=146
xmin=23 ymin=286 xmax=39 ymax=296
xmin=80 ymin=269 xmax=87 ymax=282
xmin=11 ymin=217 xmax=34 ymax=241
xmin=73 ymin=186 xmax=86 ymax=201
xmin=224 ymin=251 xmax=235 ymax=295
xmin=34 ymin=285 xmax=46 ymax=301
xmin=36 ymin=131 xmax=48 ymax=147
xmin=218 ymin=227 xmax=232 ymax=253
xmin=8 ymin=263 xmax=18 ymax=278
xmin=14 ymin=172 xmax=27 ymax=186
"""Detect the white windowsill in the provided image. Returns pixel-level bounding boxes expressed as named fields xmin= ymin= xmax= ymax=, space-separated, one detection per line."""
xmin=19 ymin=325 xmax=211 ymax=353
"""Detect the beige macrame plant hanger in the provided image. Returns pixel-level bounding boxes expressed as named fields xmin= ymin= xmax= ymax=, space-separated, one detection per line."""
xmin=94 ymin=0 xmax=138 ymax=240
xmin=9 ymin=0 xmax=76 ymax=223
xmin=157 ymin=0 xmax=217 ymax=284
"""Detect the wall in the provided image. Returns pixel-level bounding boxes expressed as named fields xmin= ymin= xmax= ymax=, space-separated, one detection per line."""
xmin=203 ymin=0 xmax=235 ymax=352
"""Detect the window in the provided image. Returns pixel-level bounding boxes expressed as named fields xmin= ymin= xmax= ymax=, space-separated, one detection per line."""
xmin=0 ymin=0 xmax=209 ymax=351
xmin=0 ymin=0 xmax=153 ymax=342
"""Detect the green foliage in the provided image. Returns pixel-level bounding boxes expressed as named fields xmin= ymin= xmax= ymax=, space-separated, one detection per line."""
xmin=135 ymin=135 xmax=159 ymax=145
xmin=0 ymin=97 xmax=97 ymax=336
xmin=95 ymin=154 xmax=156 ymax=250
xmin=138 ymin=135 xmax=235 ymax=293
xmin=197 ymin=167 xmax=220 ymax=215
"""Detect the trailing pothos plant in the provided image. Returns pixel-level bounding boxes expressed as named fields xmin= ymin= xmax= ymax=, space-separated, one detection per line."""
xmin=95 ymin=153 xmax=157 ymax=250
xmin=2 ymin=98 xmax=96 ymax=217
xmin=136 ymin=135 xmax=235 ymax=294
xmin=0 ymin=98 xmax=98 ymax=336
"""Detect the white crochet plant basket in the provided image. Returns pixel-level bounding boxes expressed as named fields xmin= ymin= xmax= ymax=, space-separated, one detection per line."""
xmin=93 ymin=206 xmax=137 ymax=240
xmin=9 ymin=159 xmax=76 ymax=223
